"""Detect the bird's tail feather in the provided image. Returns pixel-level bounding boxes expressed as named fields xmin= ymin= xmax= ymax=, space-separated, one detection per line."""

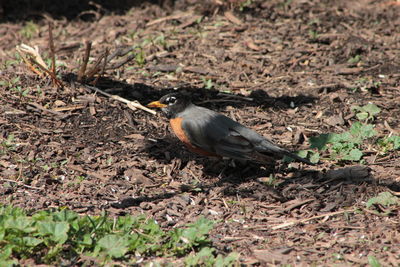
xmin=280 ymin=149 xmax=315 ymax=165
xmin=259 ymin=140 xmax=315 ymax=165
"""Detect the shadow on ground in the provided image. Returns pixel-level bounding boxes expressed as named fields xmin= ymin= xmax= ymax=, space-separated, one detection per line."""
xmin=112 ymin=164 xmax=400 ymax=215
xmin=83 ymin=76 xmax=318 ymax=111
xmin=1 ymin=0 xmax=169 ymax=22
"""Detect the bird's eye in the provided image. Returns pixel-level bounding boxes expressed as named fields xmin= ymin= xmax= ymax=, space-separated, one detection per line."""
xmin=166 ymin=96 xmax=177 ymax=105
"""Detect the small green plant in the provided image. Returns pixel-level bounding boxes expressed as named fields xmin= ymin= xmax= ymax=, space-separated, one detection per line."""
xmin=1 ymin=134 xmax=17 ymax=155
xmin=310 ymin=122 xmax=376 ymax=161
xmin=366 ymin=192 xmax=399 ymax=216
xmin=11 ymin=86 xmax=30 ymax=99
xmin=4 ymin=59 xmax=20 ymax=68
xmin=141 ymin=37 xmax=152 ymax=47
xmin=44 ymin=56 xmax=66 ymax=69
xmin=135 ymin=49 xmax=146 ymax=66
xmin=19 ymin=21 xmax=39 ymax=39
xmin=201 ymin=77 xmax=213 ymax=89
xmin=185 ymin=247 xmax=239 ymax=266
xmin=351 ymin=103 xmax=381 ymax=122
xmin=348 ymin=54 xmax=362 ymax=64
xmin=154 ymin=34 xmax=168 ymax=48
xmin=238 ymin=0 xmax=252 ymax=11
xmin=377 ymin=135 xmax=400 ymax=153
xmin=2 ymin=76 xmax=31 ymax=99
xmin=308 ymin=30 xmax=319 ymax=40
xmin=290 ymin=149 xmax=320 ymax=164
xmin=368 ymin=255 xmax=382 ymax=267
xmin=0 ymin=76 xmax=20 ymax=88
xmin=332 ymin=253 xmax=343 ymax=260
xmin=127 ymin=30 xmax=138 ymax=40
xmin=278 ymin=0 xmax=293 ymax=9
xmin=260 ymin=174 xmax=279 ymax=187
xmin=350 ymin=77 xmax=381 ymax=93
xmin=75 ymin=175 xmax=86 ymax=182
xmin=106 ymin=156 xmax=113 ymax=166
xmin=195 ymin=16 xmax=203 ymax=24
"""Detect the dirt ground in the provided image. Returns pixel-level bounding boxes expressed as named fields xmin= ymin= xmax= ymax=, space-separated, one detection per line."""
xmin=1 ymin=0 xmax=400 ymax=265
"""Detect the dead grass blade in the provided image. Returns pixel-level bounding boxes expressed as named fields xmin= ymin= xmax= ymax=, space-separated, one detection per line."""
xmin=16 ymin=44 xmax=47 ymax=77
xmin=16 ymin=43 xmax=63 ymax=89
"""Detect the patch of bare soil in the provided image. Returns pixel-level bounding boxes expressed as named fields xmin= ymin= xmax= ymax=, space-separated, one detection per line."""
xmin=1 ymin=0 xmax=399 ymax=265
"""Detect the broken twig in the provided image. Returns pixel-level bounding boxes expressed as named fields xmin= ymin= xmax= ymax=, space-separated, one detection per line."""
xmin=77 ymin=41 xmax=92 ymax=82
xmin=272 ymin=209 xmax=357 ymax=230
xmin=16 ymin=43 xmax=64 ymax=88
xmin=93 ymin=48 xmax=109 ymax=85
xmin=1 ymin=179 xmax=43 ymax=191
xmin=28 ymin=102 xmax=68 ymax=119
xmin=84 ymin=85 xmax=156 ymax=115
xmin=48 ymin=22 xmax=56 ymax=77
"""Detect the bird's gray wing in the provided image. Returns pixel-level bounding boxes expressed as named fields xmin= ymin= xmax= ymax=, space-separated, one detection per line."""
xmin=181 ymin=111 xmax=257 ymax=160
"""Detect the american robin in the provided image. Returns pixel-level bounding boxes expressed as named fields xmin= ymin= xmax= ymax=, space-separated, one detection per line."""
xmin=147 ymin=92 xmax=314 ymax=165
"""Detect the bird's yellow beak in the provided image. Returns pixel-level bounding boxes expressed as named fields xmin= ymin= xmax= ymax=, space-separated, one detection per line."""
xmin=147 ymin=101 xmax=167 ymax=108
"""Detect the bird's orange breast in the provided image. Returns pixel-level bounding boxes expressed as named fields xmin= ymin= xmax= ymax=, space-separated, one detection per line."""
xmin=169 ymin=117 xmax=218 ymax=157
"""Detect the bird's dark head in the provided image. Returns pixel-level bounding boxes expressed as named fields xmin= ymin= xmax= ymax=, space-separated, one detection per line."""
xmin=147 ymin=92 xmax=191 ymax=118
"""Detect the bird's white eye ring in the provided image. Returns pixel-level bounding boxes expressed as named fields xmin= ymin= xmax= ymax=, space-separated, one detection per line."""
xmin=166 ymin=96 xmax=177 ymax=105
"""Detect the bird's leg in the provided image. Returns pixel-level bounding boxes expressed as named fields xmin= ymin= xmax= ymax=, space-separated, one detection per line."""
xmin=228 ymin=158 xmax=237 ymax=168
xmin=217 ymin=158 xmax=235 ymax=178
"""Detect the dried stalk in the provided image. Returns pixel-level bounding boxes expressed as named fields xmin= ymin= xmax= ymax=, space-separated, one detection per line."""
xmin=85 ymin=50 xmax=107 ymax=80
xmin=77 ymin=41 xmax=92 ymax=82
xmin=16 ymin=43 xmax=63 ymax=88
xmin=48 ymin=22 xmax=56 ymax=76
xmin=84 ymin=85 xmax=156 ymax=115
xmin=93 ymin=48 xmax=109 ymax=85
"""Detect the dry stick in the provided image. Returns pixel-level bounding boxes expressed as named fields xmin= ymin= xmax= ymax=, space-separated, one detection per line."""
xmin=106 ymin=47 xmax=136 ymax=69
xmin=84 ymin=85 xmax=156 ymax=115
xmin=106 ymin=46 xmax=134 ymax=62
xmin=100 ymin=48 xmax=110 ymax=77
xmin=16 ymin=44 xmax=46 ymax=77
xmin=17 ymin=44 xmax=48 ymax=69
xmin=48 ymin=21 xmax=56 ymax=77
xmin=271 ymin=208 xmax=357 ymax=230
xmin=0 ymin=179 xmax=43 ymax=190
xmin=146 ymin=11 xmax=193 ymax=26
xmin=77 ymin=41 xmax=91 ymax=82
xmin=28 ymin=102 xmax=67 ymax=118
xmin=282 ymin=198 xmax=315 ymax=212
xmin=85 ymin=51 xmax=107 ymax=80
xmin=388 ymin=189 xmax=400 ymax=196
xmin=18 ymin=51 xmax=45 ymax=77
xmin=106 ymin=53 xmax=136 ymax=70
xmin=93 ymin=48 xmax=109 ymax=85
xmin=17 ymin=43 xmax=63 ymax=88
xmin=31 ymin=58 xmax=63 ymax=88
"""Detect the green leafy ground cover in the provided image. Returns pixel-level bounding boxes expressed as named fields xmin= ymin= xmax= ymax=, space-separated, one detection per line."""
xmin=297 ymin=104 xmax=400 ymax=163
xmin=0 ymin=206 xmax=238 ymax=266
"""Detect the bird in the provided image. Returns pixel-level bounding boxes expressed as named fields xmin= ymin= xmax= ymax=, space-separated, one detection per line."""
xmin=147 ymin=92 xmax=314 ymax=165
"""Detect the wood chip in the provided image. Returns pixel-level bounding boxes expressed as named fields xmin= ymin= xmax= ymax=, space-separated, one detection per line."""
xmin=224 ymin=11 xmax=243 ymax=25
xmin=245 ymin=38 xmax=261 ymax=51
xmin=146 ymin=12 xmax=193 ymax=26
